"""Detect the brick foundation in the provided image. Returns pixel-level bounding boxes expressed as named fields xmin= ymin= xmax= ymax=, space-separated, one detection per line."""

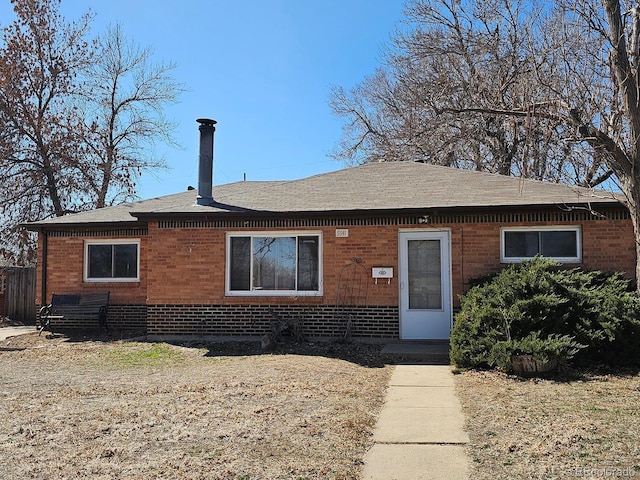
xmin=147 ymin=304 xmax=400 ymax=339
xmin=37 ymin=303 xmax=399 ymax=338
xmin=107 ymin=305 xmax=147 ymax=332
xmin=37 ymin=304 xmax=147 ymax=333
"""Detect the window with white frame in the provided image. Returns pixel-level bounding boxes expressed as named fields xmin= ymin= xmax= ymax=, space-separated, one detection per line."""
xmin=501 ymin=227 xmax=581 ymax=263
xmin=84 ymin=240 xmax=140 ymax=282
xmin=227 ymin=232 xmax=322 ymax=295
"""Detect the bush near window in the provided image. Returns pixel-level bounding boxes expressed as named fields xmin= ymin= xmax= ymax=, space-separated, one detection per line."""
xmin=450 ymin=257 xmax=640 ymax=370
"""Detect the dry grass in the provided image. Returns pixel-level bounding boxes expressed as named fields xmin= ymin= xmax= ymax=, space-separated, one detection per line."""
xmin=455 ymin=368 xmax=640 ymax=479
xmin=0 ymin=333 xmax=392 ymax=479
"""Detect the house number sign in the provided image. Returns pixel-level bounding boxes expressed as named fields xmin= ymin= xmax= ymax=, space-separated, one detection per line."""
xmin=335 ymin=229 xmax=349 ymax=237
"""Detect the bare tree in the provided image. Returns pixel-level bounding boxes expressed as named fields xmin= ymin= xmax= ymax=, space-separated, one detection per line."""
xmin=81 ymin=24 xmax=182 ymax=208
xmin=0 ymin=0 xmax=94 ymax=264
xmin=0 ymin=0 xmax=182 ymax=263
xmin=330 ymin=0 xmax=611 ymax=187
xmin=557 ymin=0 xmax=640 ymax=286
xmin=444 ymin=0 xmax=640 ymax=286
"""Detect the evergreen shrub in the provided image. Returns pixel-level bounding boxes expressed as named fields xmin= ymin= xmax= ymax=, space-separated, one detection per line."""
xmin=450 ymin=257 xmax=640 ymax=370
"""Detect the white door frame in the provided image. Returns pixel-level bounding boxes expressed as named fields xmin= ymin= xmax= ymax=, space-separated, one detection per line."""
xmin=398 ymin=229 xmax=452 ymax=340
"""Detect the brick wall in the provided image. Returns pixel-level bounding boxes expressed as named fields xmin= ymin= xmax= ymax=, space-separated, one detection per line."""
xmin=37 ymin=232 xmax=148 ymax=306
xmin=146 ymin=223 xmax=399 ymax=306
xmin=37 ymin=212 xmax=637 ymax=337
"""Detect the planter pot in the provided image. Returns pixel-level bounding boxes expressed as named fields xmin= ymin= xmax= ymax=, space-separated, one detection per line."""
xmin=511 ymin=354 xmax=558 ymax=375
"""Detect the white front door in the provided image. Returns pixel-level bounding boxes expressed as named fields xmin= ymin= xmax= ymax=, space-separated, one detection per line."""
xmin=399 ymin=230 xmax=452 ymax=340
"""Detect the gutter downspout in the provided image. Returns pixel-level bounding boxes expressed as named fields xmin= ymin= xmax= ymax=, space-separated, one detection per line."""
xmin=41 ymin=230 xmax=48 ymax=307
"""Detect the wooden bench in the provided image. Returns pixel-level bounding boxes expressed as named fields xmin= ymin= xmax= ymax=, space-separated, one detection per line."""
xmin=38 ymin=292 xmax=110 ymax=335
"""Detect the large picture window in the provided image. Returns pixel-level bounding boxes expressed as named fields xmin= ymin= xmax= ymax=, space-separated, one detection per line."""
xmin=501 ymin=227 xmax=581 ymax=263
xmin=84 ymin=240 xmax=140 ymax=282
xmin=227 ymin=232 xmax=322 ymax=295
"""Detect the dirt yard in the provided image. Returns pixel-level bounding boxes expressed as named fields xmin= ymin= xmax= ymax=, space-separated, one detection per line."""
xmin=5 ymin=328 xmax=638 ymax=480
xmin=456 ymin=369 xmax=640 ymax=479
xmin=0 ymin=332 xmax=392 ymax=480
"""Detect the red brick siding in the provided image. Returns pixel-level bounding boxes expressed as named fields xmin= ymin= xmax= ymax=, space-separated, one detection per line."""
xmin=37 ymin=234 xmax=148 ymax=306
xmin=582 ymin=221 xmax=636 ymax=273
xmin=145 ymin=224 xmax=401 ymax=306
xmin=146 ymin=223 xmax=226 ymax=304
xmin=145 ymin=220 xmax=635 ymax=309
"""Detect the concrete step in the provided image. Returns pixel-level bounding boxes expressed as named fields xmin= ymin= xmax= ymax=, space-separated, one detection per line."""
xmin=381 ymin=341 xmax=450 ymax=364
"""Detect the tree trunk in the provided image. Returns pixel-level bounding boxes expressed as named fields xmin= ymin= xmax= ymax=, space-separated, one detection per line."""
xmin=620 ymin=177 xmax=640 ymax=294
xmin=630 ymin=198 xmax=640 ymax=294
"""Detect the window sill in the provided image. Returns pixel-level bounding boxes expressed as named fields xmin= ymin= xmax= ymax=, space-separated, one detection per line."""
xmin=501 ymin=257 xmax=582 ymax=264
xmin=225 ymin=290 xmax=323 ymax=298
xmin=83 ymin=279 xmax=141 ymax=283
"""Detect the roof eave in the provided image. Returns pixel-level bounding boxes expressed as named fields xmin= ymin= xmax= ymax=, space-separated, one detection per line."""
xmin=129 ymin=200 xmax=627 ymax=221
xmin=23 ymin=198 xmax=627 ymax=231
xmin=24 ymin=219 xmax=146 ymax=232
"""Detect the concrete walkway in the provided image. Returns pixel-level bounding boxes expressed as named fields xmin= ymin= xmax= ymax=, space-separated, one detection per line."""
xmin=362 ymin=365 xmax=470 ymax=480
xmin=0 ymin=325 xmax=38 ymax=341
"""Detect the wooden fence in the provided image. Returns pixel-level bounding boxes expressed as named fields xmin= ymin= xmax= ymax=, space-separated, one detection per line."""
xmin=1 ymin=267 xmax=36 ymax=324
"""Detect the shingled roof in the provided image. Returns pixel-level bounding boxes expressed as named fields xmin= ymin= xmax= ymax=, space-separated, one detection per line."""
xmin=27 ymin=162 xmax=624 ymax=228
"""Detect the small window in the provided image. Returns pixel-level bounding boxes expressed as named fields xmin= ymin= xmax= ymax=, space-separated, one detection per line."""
xmin=226 ymin=232 xmax=322 ymax=296
xmin=501 ymin=227 xmax=581 ymax=263
xmin=84 ymin=240 xmax=140 ymax=282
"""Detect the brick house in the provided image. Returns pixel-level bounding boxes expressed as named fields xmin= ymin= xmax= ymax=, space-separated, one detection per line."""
xmin=26 ymin=120 xmax=636 ymax=341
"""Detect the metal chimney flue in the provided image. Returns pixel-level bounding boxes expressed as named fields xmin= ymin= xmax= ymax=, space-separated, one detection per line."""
xmin=196 ymin=118 xmax=217 ymax=206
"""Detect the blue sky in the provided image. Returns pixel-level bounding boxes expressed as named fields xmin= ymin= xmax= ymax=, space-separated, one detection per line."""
xmin=1 ymin=1 xmax=405 ymax=200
